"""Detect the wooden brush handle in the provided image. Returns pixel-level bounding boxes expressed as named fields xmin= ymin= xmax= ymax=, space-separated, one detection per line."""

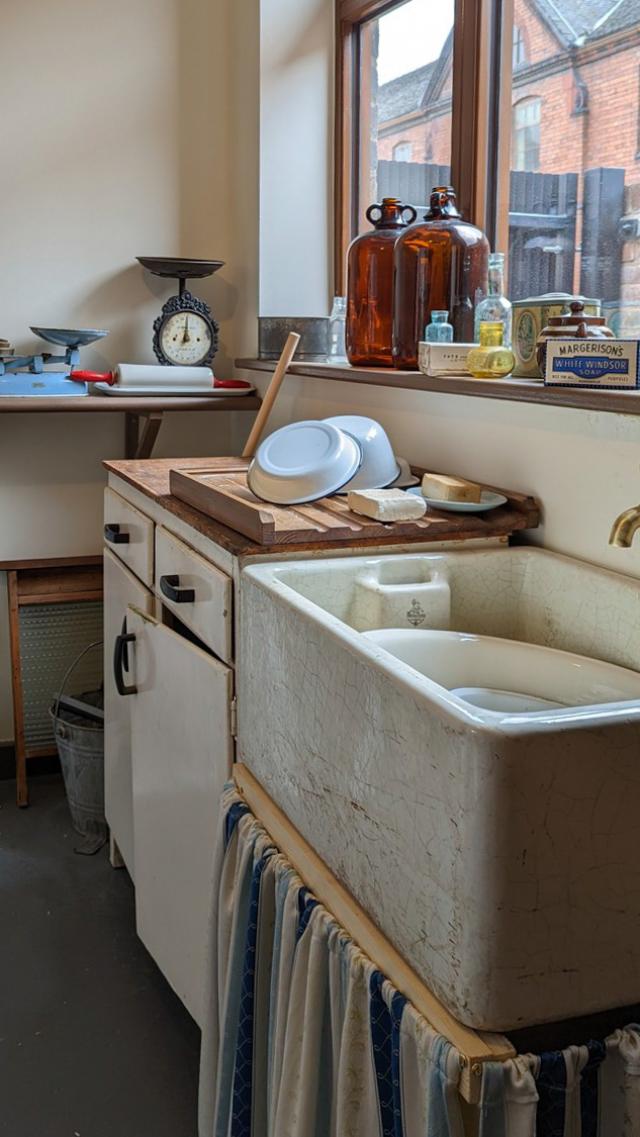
xmin=241 ymin=332 xmax=300 ymax=458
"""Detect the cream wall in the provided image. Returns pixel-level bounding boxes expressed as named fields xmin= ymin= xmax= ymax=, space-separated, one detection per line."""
xmin=259 ymin=0 xmax=334 ymax=316
xmin=0 ymin=0 xmax=260 ymax=741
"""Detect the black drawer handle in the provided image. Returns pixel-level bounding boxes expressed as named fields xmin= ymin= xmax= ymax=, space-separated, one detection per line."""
xmin=113 ymin=618 xmax=137 ymax=697
xmin=160 ymin=574 xmax=195 ymax=604
xmin=104 ymin=523 xmax=130 ymax=545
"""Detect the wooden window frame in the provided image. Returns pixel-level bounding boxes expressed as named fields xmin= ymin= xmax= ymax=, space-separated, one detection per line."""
xmin=335 ymin=0 xmax=514 ymax=291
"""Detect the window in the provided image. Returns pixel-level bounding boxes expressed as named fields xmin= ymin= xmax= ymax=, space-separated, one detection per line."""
xmin=335 ymin=0 xmax=494 ymax=286
xmin=512 ymin=25 xmax=526 ymax=68
xmin=505 ymin=0 xmax=640 ymax=335
xmin=392 ymin=141 xmax=414 ymax=162
xmin=511 ymin=97 xmax=541 ymax=172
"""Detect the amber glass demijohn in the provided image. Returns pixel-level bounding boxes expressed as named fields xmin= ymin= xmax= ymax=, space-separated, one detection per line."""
xmin=346 ymin=198 xmax=417 ymax=367
xmin=393 ymin=186 xmax=490 ymax=370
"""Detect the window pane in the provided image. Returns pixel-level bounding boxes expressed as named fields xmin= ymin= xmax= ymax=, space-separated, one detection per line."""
xmin=506 ymin=0 xmax=640 ymax=337
xmin=357 ymin=0 xmax=455 ymax=230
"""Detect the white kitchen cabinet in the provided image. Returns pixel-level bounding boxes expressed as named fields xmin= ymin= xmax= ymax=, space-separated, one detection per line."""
xmin=103 ymin=549 xmax=154 ymax=878
xmin=126 ymin=607 xmax=233 ymax=1027
xmin=104 ymin=487 xmax=155 ymax=587
xmin=155 ymin=526 xmax=233 ymax=663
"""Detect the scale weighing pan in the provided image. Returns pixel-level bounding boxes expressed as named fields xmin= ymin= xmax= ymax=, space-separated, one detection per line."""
xmin=30 ymin=327 xmax=109 ymax=348
xmin=136 ymin=257 xmax=225 ymax=279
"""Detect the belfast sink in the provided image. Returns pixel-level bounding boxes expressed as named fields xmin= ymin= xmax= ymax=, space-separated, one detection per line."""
xmin=363 ymin=628 xmax=640 ymax=717
xmin=238 ymin=546 xmax=640 ymax=1030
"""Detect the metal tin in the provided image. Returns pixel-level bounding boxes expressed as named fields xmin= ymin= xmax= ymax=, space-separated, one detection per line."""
xmin=512 ymin=292 xmax=601 ymax=378
xmin=259 ymin=317 xmax=329 ymax=362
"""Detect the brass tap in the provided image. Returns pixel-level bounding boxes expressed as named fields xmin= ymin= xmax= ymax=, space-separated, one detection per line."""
xmin=609 ymin=505 xmax=640 ymax=548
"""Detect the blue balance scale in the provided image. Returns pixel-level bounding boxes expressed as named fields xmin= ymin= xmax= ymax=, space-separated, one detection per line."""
xmin=0 ymin=327 xmax=109 ymax=396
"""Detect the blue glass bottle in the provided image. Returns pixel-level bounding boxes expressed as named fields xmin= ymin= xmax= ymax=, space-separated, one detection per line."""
xmin=425 ymin=310 xmax=454 ymax=343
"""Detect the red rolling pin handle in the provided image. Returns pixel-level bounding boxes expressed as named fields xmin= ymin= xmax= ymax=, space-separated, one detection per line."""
xmin=69 ymin=369 xmax=116 ymax=385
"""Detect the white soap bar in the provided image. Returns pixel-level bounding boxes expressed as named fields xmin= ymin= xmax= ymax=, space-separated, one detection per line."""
xmin=347 ymin=489 xmax=427 ymax=522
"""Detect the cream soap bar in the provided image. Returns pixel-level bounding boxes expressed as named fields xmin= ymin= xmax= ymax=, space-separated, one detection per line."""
xmin=346 ymin=489 xmax=427 ymax=521
xmin=421 ymin=473 xmax=482 ymax=503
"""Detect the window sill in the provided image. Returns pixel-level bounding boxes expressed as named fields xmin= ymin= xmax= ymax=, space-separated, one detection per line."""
xmin=236 ymin=359 xmax=640 ymax=417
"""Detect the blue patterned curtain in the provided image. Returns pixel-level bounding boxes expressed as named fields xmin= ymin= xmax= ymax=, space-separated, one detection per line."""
xmin=199 ymin=787 xmax=640 ymax=1137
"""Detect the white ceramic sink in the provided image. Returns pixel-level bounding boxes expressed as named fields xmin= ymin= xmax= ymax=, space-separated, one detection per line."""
xmin=363 ymin=628 xmax=640 ymax=717
xmin=238 ymin=546 xmax=640 ymax=1030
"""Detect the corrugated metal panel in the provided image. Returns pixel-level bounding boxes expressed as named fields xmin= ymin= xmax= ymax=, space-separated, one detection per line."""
xmin=19 ymin=602 xmax=103 ymax=749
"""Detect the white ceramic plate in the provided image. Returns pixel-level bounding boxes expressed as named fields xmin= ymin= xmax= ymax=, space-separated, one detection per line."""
xmin=248 ymin=420 xmax=362 ymax=504
xmin=407 ymin=486 xmax=507 ymax=512
xmin=92 ymin=383 xmax=254 ymax=396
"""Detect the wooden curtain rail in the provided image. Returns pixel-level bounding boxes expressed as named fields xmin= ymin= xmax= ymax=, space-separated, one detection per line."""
xmin=233 ymin=764 xmax=515 ymax=1104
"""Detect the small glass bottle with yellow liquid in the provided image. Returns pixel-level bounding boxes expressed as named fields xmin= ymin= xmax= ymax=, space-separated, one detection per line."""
xmin=467 ymin=321 xmax=516 ymax=379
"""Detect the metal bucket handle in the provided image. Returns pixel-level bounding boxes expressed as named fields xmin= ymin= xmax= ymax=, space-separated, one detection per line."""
xmin=52 ymin=639 xmax=103 ymax=726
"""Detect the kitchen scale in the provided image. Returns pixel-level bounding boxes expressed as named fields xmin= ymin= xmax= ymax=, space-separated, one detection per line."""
xmin=137 ymin=256 xmax=224 ymax=369
xmin=0 ymin=327 xmax=108 ymax=396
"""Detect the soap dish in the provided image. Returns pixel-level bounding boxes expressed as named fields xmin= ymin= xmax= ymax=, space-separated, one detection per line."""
xmin=406 ymin=487 xmax=507 ymax=513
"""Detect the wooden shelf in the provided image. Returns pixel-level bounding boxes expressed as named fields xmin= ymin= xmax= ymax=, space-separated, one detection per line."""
xmin=237 ymin=358 xmax=640 ymax=416
xmin=0 ymin=394 xmax=262 ymax=413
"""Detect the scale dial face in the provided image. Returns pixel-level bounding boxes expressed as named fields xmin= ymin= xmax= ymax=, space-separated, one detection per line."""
xmin=159 ymin=311 xmax=213 ymax=366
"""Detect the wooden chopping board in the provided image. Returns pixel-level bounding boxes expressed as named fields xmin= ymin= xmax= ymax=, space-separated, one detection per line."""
xmin=169 ymin=459 xmax=540 ymax=547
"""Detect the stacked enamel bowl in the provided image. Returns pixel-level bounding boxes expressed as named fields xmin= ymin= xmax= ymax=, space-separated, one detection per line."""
xmin=247 ymin=415 xmax=416 ymax=505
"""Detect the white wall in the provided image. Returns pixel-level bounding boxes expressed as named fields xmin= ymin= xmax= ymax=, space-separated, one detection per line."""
xmin=0 ymin=0 xmax=261 ymax=741
xmin=259 ymin=0 xmax=334 ymax=316
xmin=246 ymin=373 xmax=640 ymax=574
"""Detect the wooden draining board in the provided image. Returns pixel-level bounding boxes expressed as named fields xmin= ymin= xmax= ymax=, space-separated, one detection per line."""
xmin=170 ymin=459 xmax=540 ymax=547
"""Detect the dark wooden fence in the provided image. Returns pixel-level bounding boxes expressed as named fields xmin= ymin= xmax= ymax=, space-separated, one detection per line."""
xmin=508 ymin=170 xmax=578 ymax=299
xmin=377 ymin=160 xmax=623 ymax=304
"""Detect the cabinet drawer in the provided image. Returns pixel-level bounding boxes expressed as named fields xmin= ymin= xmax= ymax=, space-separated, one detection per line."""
xmin=103 ymin=488 xmax=154 ymax=587
xmin=155 ymin=526 xmax=233 ymax=663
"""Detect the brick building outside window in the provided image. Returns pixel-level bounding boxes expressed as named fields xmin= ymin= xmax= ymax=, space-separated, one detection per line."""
xmin=373 ymin=0 xmax=640 ymax=331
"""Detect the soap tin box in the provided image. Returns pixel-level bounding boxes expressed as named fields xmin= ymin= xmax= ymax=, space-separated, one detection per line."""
xmin=545 ymin=338 xmax=640 ymax=389
xmin=513 ymin=293 xmax=601 ymax=378
xmin=418 ymin=342 xmax=475 ymax=376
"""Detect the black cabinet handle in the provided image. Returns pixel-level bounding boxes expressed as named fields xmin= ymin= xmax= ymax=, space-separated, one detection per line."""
xmin=113 ymin=618 xmax=137 ymax=697
xmin=160 ymin=574 xmax=195 ymax=604
xmin=104 ymin=523 xmax=129 ymax=545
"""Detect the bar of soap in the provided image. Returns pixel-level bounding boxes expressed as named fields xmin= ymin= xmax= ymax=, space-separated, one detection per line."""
xmin=421 ymin=473 xmax=482 ymax=503
xmin=347 ymin=489 xmax=427 ymax=521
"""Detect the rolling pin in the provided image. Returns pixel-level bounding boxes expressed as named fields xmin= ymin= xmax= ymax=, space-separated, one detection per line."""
xmin=71 ymin=364 xmax=215 ymax=389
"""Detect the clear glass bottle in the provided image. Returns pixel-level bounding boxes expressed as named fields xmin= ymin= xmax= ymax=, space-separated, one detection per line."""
xmin=328 ymin=297 xmax=347 ymax=362
xmin=474 ymin=253 xmax=512 ymax=346
xmin=467 ymin=322 xmax=516 ymax=379
xmin=425 ymin=310 xmax=454 ymax=343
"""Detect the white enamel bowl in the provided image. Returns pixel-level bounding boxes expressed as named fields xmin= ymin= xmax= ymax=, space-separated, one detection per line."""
xmin=248 ymin=420 xmax=362 ymax=505
xmin=324 ymin=415 xmax=400 ymax=493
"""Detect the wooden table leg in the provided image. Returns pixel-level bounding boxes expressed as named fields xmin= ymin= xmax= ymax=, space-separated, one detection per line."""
xmin=7 ymin=572 xmax=28 ymax=807
xmin=124 ymin=412 xmax=139 ymax=460
xmin=124 ymin=411 xmax=164 ymax=459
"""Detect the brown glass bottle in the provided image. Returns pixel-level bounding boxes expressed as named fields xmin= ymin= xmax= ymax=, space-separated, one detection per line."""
xmin=393 ymin=187 xmax=489 ymax=370
xmin=346 ymin=198 xmax=417 ymax=367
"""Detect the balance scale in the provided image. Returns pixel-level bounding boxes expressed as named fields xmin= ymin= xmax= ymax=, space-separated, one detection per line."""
xmin=0 ymin=327 xmax=109 ymax=396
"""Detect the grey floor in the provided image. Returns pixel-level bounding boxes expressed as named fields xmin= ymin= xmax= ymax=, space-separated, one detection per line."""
xmin=0 ymin=775 xmax=200 ymax=1137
